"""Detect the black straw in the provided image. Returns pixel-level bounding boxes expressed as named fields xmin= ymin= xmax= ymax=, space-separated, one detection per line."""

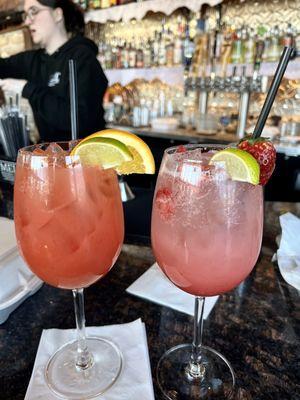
xmin=69 ymin=59 xmax=79 ymax=140
xmin=253 ymin=46 xmax=294 ymax=139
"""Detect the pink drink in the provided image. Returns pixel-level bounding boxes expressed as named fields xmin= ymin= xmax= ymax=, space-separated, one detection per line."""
xmin=151 ymin=147 xmax=263 ymax=297
xmin=14 ymin=144 xmax=124 ymax=289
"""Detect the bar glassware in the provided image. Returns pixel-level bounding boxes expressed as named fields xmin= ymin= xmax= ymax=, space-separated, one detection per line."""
xmin=151 ymin=144 xmax=263 ymax=399
xmin=14 ymin=141 xmax=124 ymax=399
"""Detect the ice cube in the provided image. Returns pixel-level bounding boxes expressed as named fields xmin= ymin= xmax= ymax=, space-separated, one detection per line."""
xmin=37 ymin=215 xmax=81 ymax=258
xmin=179 ymin=163 xmax=203 ymax=186
xmin=44 ymin=143 xmax=67 ymax=167
xmin=45 ymin=166 xmax=78 ymax=211
xmin=45 ymin=143 xmax=66 ymax=155
xmin=69 ymin=140 xmax=79 ymax=153
xmin=183 ymin=148 xmax=204 ymax=162
xmin=32 ymin=147 xmax=46 ymax=156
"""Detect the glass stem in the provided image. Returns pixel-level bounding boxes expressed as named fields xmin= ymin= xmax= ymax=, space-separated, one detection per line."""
xmin=188 ymin=296 xmax=206 ymax=378
xmin=72 ymin=288 xmax=93 ymax=370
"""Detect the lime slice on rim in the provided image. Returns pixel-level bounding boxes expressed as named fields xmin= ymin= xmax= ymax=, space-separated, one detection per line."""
xmin=71 ymin=137 xmax=133 ymax=168
xmin=209 ymin=148 xmax=260 ymax=185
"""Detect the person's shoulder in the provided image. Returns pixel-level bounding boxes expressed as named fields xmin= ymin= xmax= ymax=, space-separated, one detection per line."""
xmin=62 ymin=36 xmax=98 ymax=60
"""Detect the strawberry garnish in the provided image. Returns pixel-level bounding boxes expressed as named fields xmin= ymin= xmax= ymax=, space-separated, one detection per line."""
xmin=155 ymin=188 xmax=175 ymax=221
xmin=238 ymin=136 xmax=276 ymax=185
xmin=176 ymin=145 xmax=186 ymax=153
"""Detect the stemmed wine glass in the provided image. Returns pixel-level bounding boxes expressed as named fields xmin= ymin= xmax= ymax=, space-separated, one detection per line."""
xmin=14 ymin=141 xmax=124 ymax=399
xmin=151 ymin=144 xmax=263 ymax=399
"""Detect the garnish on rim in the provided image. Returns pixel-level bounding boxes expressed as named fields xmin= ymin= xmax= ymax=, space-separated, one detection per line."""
xmin=75 ymin=129 xmax=155 ymax=174
xmin=71 ymin=129 xmax=155 ymax=174
xmin=238 ymin=135 xmax=276 ymax=185
xmin=209 ymin=148 xmax=260 ymax=185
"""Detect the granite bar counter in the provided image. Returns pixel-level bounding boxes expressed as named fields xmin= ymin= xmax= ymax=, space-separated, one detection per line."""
xmin=0 ymin=181 xmax=299 ymax=399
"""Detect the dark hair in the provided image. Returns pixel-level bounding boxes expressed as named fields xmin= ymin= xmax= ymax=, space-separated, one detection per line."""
xmin=37 ymin=0 xmax=85 ymax=36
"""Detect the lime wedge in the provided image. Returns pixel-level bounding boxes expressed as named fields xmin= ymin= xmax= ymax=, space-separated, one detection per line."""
xmin=209 ymin=148 xmax=260 ymax=185
xmin=71 ymin=137 xmax=133 ymax=168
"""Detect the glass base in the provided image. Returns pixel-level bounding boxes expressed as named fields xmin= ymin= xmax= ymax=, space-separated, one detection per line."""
xmin=45 ymin=337 xmax=122 ymax=399
xmin=157 ymin=344 xmax=235 ymax=400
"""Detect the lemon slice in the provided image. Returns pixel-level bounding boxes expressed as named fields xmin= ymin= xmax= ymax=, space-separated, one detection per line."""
xmin=78 ymin=129 xmax=155 ymax=174
xmin=209 ymin=148 xmax=260 ymax=185
xmin=71 ymin=137 xmax=133 ymax=168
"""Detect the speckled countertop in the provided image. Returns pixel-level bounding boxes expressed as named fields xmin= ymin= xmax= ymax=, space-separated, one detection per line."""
xmin=0 ymin=182 xmax=299 ymax=400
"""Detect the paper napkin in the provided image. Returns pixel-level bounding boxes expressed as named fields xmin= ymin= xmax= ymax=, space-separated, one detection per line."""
xmin=25 ymin=319 xmax=154 ymax=400
xmin=276 ymin=212 xmax=300 ymax=290
xmin=0 ymin=250 xmax=43 ymax=324
xmin=0 ymin=217 xmax=17 ymax=261
xmin=127 ymin=263 xmax=219 ymax=317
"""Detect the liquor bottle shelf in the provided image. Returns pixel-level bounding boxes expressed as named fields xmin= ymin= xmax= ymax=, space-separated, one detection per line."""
xmin=104 ymin=59 xmax=300 ymax=86
xmin=85 ymin=0 xmax=222 ymax=24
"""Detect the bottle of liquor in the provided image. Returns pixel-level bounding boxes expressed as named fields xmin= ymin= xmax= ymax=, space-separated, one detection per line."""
xmin=214 ymin=22 xmax=223 ymax=63
xmin=91 ymin=0 xmax=101 ymax=8
xmin=104 ymin=40 xmax=112 ymax=69
xmin=283 ymin=23 xmax=295 ymax=47
xmin=166 ymin=29 xmax=174 ymax=67
xmin=231 ymin=29 xmax=243 ymax=64
xmin=136 ymin=42 xmax=144 ymax=68
xmin=111 ymin=37 xmax=118 ymax=69
xmin=244 ymin=28 xmax=256 ymax=64
xmin=128 ymin=41 xmax=136 ymax=68
xmin=101 ymin=0 xmax=111 ymax=7
xmin=254 ymin=27 xmax=266 ymax=71
xmin=295 ymin=28 xmax=300 ymax=58
xmin=116 ymin=38 xmax=123 ymax=69
xmin=158 ymin=32 xmax=167 ymax=66
xmin=268 ymin=25 xmax=282 ymax=62
xmin=143 ymin=39 xmax=152 ymax=68
xmin=152 ymin=31 xmax=160 ymax=67
xmin=283 ymin=23 xmax=296 ymax=58
xmin=183 ymin=22 xmax=194 ymax=67
xmin=173 ymin=30 xmax=183 ymax=65
xmin=121 ymin=41 xmax=129 ymax=69
xmin=98 ymin=41 xmax=106 ymax=67
xmin=219 ymin=27 xmax=232 ymax=77
xmin=262 ymin=28 xmax=270 ymax=62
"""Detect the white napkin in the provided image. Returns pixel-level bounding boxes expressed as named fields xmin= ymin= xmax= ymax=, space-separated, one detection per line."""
xmin=127 ymin=263 xmax=219 ymax=317
xmin=276 ymin=212 xmax=300 ymax=290
xmin=0 ymin=217 xmax=17 ymax=261
xmin=25 ymin=319 xmax=154 ymax=400
xmin=0 ymin=250 xmax=43 ymax=324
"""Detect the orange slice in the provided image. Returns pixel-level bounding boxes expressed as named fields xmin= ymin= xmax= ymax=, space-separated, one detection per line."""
xmin=78 ymin=129 xmax=155 ymax=174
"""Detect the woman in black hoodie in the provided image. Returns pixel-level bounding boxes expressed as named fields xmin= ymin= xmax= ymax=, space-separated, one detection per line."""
xmin=0 ymin=0 xmax=108 ymax=142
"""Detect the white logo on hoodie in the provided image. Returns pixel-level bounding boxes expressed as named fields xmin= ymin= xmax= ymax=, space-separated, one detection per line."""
xmin=48 ymin=72 xmax=61 ymax=87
